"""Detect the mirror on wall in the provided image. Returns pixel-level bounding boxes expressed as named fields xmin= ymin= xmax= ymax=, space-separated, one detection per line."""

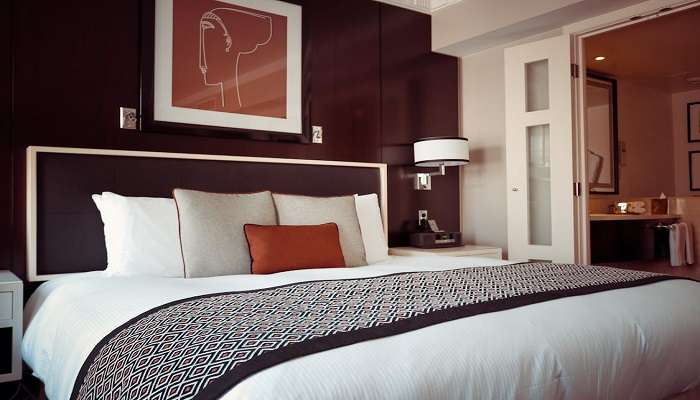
xmin=586 ymin=74 xmax=619 ymax=194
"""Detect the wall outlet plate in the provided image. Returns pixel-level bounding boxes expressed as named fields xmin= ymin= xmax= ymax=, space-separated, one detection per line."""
xmin=418 ymin=209 xmax=428 ymax=222
xmin=312 ymin=125 xmax=323 ymax=143
xmin=120 ymin=107 xmax=138 ymax=130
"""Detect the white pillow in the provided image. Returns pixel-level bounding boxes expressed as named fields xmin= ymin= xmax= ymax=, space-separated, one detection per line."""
xmin=92 ymin=192 xmax=184 ymax=277
xmin=273 ymin=193 xmax=367 ymax=267
xmin=354 ymin=194 xmax=389 ymax=264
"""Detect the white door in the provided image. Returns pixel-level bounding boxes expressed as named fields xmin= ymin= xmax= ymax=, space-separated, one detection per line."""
xmin=505 ymin=35 xmax=576 ymax=263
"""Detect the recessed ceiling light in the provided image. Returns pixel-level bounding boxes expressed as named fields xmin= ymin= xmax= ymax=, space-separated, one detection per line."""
xmin=594 ymin=56 xmax=606 ymax=61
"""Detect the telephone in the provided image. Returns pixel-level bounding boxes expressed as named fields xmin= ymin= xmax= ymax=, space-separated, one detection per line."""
xmin=417 ymin=209 xmax=445 ymax=232
xmin=412 ymin=210 xmax=462 ymax=248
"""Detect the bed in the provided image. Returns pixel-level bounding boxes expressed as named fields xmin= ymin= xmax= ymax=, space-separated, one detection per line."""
xmin=21 ymin=147 xmax=700 ymax=399
xmin=23 ymin=256 xmax=700 ymax=399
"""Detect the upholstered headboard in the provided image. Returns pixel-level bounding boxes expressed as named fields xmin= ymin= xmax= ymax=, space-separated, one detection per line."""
xmin=26 ymin=146 xmax=387 ymax=281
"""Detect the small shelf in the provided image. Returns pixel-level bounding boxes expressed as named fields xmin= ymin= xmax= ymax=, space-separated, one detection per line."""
xmin=589 ymin=213 xmax=681 ymax=222
xmin=389 ymin=245 xmax=502 ymax=259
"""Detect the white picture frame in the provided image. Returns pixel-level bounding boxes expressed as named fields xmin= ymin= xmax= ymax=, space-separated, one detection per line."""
xmin=152 ymin=0 xmax=303 ymax=135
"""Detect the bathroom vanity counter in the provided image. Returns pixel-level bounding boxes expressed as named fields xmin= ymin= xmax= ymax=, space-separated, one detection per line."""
xmin=589 ymin=213 xmax=681 ymax=222
xmin=589 ymin=214 xmax=681 ymax=263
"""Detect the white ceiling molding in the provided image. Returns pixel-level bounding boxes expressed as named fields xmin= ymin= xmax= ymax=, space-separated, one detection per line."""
xmin=374 ymin=0 xmax=464 ymax=14
xmin=431 ymin=0 xmax=651 ymax=56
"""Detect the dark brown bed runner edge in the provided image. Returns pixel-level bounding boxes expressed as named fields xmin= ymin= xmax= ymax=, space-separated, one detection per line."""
xmin=70 ymin=264 xmax=696 ymax=400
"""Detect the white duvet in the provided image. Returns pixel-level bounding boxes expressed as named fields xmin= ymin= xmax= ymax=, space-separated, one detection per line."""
xmin=23 ymin=256 xmax=700 ymax=400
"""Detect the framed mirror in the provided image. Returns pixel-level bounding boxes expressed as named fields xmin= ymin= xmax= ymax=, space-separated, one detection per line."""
xmin=586 ymin=74 xmax=619 ymax=194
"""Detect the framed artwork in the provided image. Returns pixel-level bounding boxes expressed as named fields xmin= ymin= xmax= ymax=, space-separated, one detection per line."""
xmin=689 ymin=151 xmax=700 ymax=191
xmin=586 ymin=74 xmax=619 ymax=194
xmin=140 ymin=0 xmax=309 ymax=142
xmin=689 ymin=102 xmax=700 ymax=143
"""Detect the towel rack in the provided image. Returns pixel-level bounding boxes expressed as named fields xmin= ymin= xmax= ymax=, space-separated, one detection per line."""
xmin=652 ymin=223 xmax=675 ymax=230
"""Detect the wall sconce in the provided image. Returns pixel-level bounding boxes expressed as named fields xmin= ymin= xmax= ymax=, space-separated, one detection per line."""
xmin=413 ymin=137 xmax=469 ymax=190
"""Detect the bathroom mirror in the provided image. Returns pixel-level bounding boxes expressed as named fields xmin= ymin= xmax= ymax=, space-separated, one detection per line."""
xmin=586 ymin=74 xmax=619 ymax=194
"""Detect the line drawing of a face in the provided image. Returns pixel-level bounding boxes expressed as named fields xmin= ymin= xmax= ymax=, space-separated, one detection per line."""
xmin=198 ymin=7 xmax=273 ymax=109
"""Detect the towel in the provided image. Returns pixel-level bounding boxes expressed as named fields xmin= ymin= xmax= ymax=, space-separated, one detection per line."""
xmin=669 ymin=224 xmax=685 ymax=267
xmin=683 ymin=222 xmax=694 ymax=265
xmin=588 ymin=150 xmax=603 ymax=186
xmin=669 ymin=222 xmax=695 ymax=266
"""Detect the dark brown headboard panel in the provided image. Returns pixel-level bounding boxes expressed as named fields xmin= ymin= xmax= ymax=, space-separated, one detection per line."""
xmin=26 ymin=146 xmax=387 ymax=281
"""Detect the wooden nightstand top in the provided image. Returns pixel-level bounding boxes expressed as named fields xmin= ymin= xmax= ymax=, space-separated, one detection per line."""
xmin=389 ymin=245 xmax=502 ymax=258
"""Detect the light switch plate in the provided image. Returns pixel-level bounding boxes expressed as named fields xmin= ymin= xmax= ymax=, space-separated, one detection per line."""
xmin=312 ymin=126 xmax=323 ymax=143
xmin=120 ymin=107 xmax=138 ymax=130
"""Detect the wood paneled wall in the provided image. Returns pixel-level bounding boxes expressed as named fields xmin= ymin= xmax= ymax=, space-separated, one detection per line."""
xmin=4 ymin=0 xmax=459 ymax=279
xmin=381 ymin=5 xmax=461 ymax=244
xmin=1 ymin=2 xmax=12 ymax=270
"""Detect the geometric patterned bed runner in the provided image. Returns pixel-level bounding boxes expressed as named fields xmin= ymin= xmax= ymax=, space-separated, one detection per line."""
xmin=71 ymin=263 xmax=682 ymax=400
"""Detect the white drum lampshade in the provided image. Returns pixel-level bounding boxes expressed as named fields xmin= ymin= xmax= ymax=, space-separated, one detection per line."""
xmin=414 ymin=137 xmax=469 ymax=167
xmin=412 ymin=137 xmax=469 ymax=190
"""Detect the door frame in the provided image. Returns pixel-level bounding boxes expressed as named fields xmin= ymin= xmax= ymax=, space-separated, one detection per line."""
xmin=564 ymin=0 xmax=700 ymax=264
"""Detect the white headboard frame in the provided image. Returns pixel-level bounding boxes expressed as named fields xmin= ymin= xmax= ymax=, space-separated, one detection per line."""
xmin=26 ymin=146 xmax=388 ymax=281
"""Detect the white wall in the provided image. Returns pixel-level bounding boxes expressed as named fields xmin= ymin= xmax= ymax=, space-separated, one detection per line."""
xmin=615 ymin=80 xmax=675 ymax=197
xmin=432 ymin=0 xmax=648 ymax=56
xmin=460 ymin=47 xmax=509 ymax=255
xmin=459 ymin=48 xmax=678 ymax=257
xmin=432 ymin=0 xmax=580 ymax=52
xmin=672 ymin=88 xmax=700 ymax=196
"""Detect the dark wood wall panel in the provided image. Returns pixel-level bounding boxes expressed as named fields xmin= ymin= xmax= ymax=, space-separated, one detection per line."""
xmin=380 ymin=5 xmax=461 ymax=246
xmin=7 ymin=0 xmax=459 ymax=279
xmin=36 ymin=153 xmax=383 ymax=276
xmin=0 ymin=1 xmax=11 ymax=269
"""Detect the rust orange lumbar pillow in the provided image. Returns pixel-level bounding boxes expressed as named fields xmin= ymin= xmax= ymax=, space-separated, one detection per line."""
xmin=244 ymin=223 xmax=347 ymax=274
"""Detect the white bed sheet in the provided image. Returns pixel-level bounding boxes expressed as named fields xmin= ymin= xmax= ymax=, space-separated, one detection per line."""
xmin=23 ymin=256 xmax=700 ymax=400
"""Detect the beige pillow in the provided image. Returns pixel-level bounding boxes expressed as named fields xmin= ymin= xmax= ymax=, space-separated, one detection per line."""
xmin=173 ymin=189 xmax=277 ymax=277
xmin=272 ymin=193 xmax=367 ymax=267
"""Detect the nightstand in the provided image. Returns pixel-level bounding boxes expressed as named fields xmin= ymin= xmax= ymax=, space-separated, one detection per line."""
xmin=389 ymin=245 xmax=503 ymax=259
xmin=0 ymin=271 xmax=22 ymax=383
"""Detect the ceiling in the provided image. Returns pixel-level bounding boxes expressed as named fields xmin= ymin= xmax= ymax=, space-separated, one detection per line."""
xmin=433 ymin=0 xmax=648 ymax=56
xmin=374 ymin=0 xmax=463 ymax=14
xmin=585 ymin=5 xmax=700 ymax=93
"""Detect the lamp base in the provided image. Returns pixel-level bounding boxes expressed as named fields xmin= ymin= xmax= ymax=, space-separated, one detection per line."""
xmin=414 ymin=173 xmax=432 ymax=190
xmin=413 ymin=164 xmax=446 ymax=191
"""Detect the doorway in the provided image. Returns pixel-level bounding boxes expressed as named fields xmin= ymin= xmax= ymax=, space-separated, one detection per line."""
xmin=580 ymin=5 xmax=700 ymax=278
xmin=503 ymin=0 xmax=700 ymax=265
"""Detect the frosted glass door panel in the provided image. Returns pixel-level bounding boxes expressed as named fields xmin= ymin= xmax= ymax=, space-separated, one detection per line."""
xmin=526 ymin=60 xmax=549 ymax=112
xmin=527 ymin=124 xmax=552 ymax=246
